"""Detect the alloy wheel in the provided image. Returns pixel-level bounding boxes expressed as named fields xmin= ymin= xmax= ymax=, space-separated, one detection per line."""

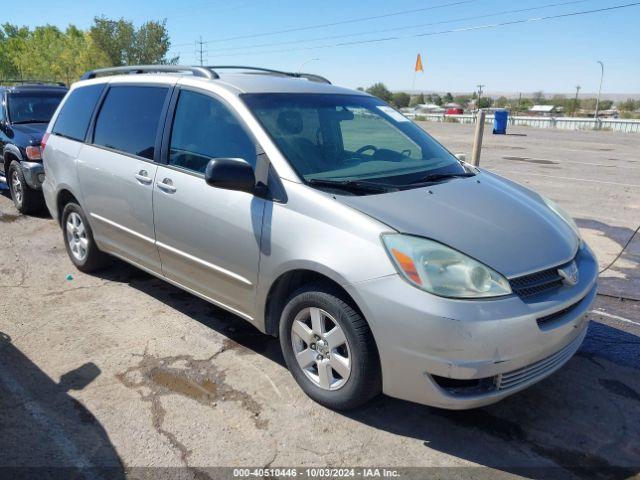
xmin=11 ymin=170 xmax=22 ymax=206
xmin=66 ymin=212 xmax=89 ymax=262
xmin=290 ymin=307 xmax=351 ymax=390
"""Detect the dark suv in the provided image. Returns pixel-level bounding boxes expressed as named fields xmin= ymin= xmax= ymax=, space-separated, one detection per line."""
xmin=0 ymin=82 xmax=67 ymax=213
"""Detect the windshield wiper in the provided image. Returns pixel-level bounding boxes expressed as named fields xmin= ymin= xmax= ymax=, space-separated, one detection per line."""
xmin=410 ymin=171 xmax=476 ymax=185
xmin=307 ymin=178 xmax=395 ymax=194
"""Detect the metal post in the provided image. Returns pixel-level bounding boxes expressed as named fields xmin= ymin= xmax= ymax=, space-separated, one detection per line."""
xmin=594 ymin=60 xmax=604 ymax=127
xmin=471 ymin=109 xmax=486 ymax=166
xmin=573 ymin=85 xmax=581 ymax=116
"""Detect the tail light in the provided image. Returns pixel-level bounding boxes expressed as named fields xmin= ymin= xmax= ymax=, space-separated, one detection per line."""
xmin=41 ymin=132 xmax=50 ymax=153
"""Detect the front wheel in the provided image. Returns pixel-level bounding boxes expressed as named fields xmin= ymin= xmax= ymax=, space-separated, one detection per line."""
xmin=279 ymin=285 xmax=381 ymax=410
xmin=8 ymin=161 xmax=43 ymax=215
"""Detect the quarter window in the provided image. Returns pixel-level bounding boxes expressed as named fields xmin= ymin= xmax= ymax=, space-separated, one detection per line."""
xmin=52 ymin=84 xmax=104 ymax=141
xmin=169 ymin=90 xmax=256 ymax=174
xmin=93 ymin=86 xmax=168 ymax=160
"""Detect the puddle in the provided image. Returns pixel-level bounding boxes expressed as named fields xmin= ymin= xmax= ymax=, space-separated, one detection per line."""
xmin=502 ymin=155 xmax=557 ymax=165
xmin=149 ymin=368 xmax=219 ymax=403
xmin=117 ymin=351 xmax=267 ymax=429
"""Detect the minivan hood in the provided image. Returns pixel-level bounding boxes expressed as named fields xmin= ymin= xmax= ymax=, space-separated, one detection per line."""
xmin=335 ymin=171 xmax=579 ymax=278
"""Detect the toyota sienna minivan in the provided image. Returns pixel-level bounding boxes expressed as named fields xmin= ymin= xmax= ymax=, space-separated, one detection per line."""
xmin=42 ymin=65 xmax=597 ymax=410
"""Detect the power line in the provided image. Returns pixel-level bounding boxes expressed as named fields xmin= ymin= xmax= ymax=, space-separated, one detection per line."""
xmin=201 ymin=0 xmax=479 ymax=44
xmin=202 ymin=0 xmax=589 ymax=54
xmin=207 ymin=2 xmax=640 ymax=58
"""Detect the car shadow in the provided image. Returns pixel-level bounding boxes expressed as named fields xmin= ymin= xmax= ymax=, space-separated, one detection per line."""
xmin=0 ymin=332 xmax=125 ymax=479
xmin=94 ymin=259 xmax=640 ymax=479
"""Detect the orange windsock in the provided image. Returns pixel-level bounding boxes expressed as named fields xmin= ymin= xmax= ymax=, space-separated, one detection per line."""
xmin=415 ymin=53 xmax=424 ymax=72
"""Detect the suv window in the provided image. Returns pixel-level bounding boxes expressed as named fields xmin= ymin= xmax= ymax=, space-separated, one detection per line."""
xmin=169 ymin=89 xmax=256 ymax=173
xmin=53 ymin=84 xmax=103 ymax=141
xmin=94 ymin=86 xmax=168 ymax=160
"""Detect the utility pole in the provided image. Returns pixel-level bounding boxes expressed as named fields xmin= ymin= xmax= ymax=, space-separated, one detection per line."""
xmin=594 ymin=60 xmax=604 ymax=120
xmin=517 ymin=93 xmax=522 ymax=115
xmin=573 ymin=85 xmax=581 ymax=116
xmin=196 ymin=36 xmax=206 ymax=66
xmin=477 ymin=84 xmax=485 ymax=100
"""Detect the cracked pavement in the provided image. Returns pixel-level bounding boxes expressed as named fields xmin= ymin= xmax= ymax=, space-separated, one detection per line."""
xmin=0 ymin=124 xmax=639 ymax=479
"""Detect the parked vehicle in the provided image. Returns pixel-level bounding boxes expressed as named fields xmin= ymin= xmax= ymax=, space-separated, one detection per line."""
xmin=0 ymin=82 xmax=67 ymax=213
xmin=42 ymin=66 xmax=597 ymax=410
xmin=446 ymin=107 xmax=464 ymax=115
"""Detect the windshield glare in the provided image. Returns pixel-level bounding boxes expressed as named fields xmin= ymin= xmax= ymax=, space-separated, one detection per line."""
xmin=8 ymin=92 xmax=65 ymax=124
xmin=242 ymin=93 xmax=464 ymax=186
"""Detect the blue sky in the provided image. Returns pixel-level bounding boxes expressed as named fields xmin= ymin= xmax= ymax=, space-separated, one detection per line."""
xmin=5 ymin=0 xmax=640 ymax=94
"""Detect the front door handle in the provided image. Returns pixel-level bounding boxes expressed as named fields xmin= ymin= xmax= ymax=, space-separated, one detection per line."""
xmin=157 ymin=178 xmax=176 ymax=193
xmin=134 ymin=170 xmax=152 ymax=185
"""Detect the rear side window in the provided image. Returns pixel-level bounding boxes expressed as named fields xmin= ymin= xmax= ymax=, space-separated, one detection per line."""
xmin=93 ymin=86 xmax=168 ymax=160
xmin=52 ymin=84 xmax=104 ymax=141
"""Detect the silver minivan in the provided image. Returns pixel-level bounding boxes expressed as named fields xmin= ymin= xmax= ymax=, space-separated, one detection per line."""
xmin=42 ymin=66 xmax=597 ymax=410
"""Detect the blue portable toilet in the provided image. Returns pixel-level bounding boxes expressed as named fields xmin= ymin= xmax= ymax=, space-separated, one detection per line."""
xmin=493 ymin=110 xmax=508 ymax=134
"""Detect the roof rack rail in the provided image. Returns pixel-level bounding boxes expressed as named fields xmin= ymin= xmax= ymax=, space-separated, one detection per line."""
xmin=1 ymin=79 xmax=66 ymax=87
xmin=80 ymin=65 xmax=218 ymax=80
xmin=205 ymin=66 xmax=331 ymax=84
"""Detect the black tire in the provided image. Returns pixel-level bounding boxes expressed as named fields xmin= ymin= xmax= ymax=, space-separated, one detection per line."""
xmin=61 ymin=202 xmax=108 ymax=272
xmin=279 ymin=284 xmax=381 ymax=410
xmin=8 ymin=160 xmax=44 ymax=215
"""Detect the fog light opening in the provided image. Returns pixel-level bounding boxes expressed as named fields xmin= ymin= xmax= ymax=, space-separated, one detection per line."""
xmin=431 ymin=374 xmax=497 ymax=396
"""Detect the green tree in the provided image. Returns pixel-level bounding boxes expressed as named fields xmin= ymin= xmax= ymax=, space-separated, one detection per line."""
xmin=409 ymin=92 xmax=424 ymax=107
xmin=431 ymin=93 xmax=442 ymax=106
xmin=366 ymin=82 xmax=392 ymax=102
xmin=443 ymin=92 xmax=453 ymax=103
xmin=532 ymin=91 xmax=545 ymax=104
xmin=477 ymin=97 xmax=493 ymax=109
xmin=453 ymin=95 xmax=471 ymax=107
xmin=90 ymin=16 xmax=174 ymax=66
xmin=618 ymin=98 xmax=639 ymax=111
xmin=494 ymin=96 xmax=509 ymax=108
xmin=391 ymin=91 xmax=410 ymax=108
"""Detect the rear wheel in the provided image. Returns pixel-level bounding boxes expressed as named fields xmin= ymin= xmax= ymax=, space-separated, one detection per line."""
xmin=8 ymin=161 xmax=43 ymax=215
xmin=279 ymin=285 xmax=381 ymax=410
xmin=62 ymin=202 xmax=108 ymax=272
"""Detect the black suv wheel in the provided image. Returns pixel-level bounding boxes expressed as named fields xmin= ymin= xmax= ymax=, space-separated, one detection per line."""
xmin=8 ymin=161 xmax=43 ymax=215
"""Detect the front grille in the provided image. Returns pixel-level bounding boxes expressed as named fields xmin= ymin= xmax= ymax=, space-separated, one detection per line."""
xmin=510 ymin=265 xmax=565 ymax=298
xmin=497 ymin=333 xmax=583 ymax=391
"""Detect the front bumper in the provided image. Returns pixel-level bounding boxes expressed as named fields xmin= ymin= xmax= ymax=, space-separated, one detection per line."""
xmin=345 ymin=243 xmax=598 ymax=409
xmin=19 ymin=161 xmax=45 ymax=190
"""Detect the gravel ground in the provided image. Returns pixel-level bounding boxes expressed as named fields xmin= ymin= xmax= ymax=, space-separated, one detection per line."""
xmin=0 ymin=123 xmax=639 ymax=479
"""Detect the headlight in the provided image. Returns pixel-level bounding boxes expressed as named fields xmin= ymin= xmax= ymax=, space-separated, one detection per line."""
xmin=542 ymin=197 xmax=581 ymax=240
xmin=382 ymin=234 xmax=512 ymax=298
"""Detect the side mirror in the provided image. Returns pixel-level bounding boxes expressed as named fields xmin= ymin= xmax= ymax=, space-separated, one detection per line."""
xmin=205 ymin=158 xmax=256 ymax=194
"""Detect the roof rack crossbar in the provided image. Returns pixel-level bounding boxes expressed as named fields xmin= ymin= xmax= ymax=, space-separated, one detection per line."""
xmin=205 ymin=66 xmax=331 ymax=84
xmin=80 ymin=65 xmax=218 ymax=80
xmin=0 ymin=79 xmax=66 ymax=87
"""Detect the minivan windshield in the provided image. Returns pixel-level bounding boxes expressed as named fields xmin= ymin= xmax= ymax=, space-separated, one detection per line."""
xmin=242 ymin=93 xmax=467 ymax=189
xmin=8 ymin=91 xmax=66 ymax=124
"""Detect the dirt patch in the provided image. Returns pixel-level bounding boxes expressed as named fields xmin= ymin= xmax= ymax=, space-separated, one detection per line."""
xmin=0 ymin=212 xmax=20 ymax=223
